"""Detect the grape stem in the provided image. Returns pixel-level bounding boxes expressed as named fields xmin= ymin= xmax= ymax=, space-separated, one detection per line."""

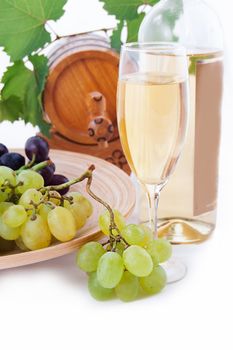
xmin=31 ymin=159 xmax=52 ymax=172
xmin=27 ymin=154 xmax=36 ymax=168
xmin=45 ymin=193 xmax=61 ymax=203
xmin=0 ymin=179 xmax=23 ymax=190
xmin=40 ymin=165 xmax=95 ymax=193
xmin=1 ymin=180 xmax=23 ymax=202
xmin=26 ymin=199 xmax=56 ymax=218
xmin=62 ymin=195 xmax=74 ymax=204
xmin=16 ymin=154 xmax=36 ymax=173
xmin=26 ymin=199 xmax=56 ymax=211
xmin=118 ymin=236 xmax=129 ymax=249
xmin=101 ymin=240 xmax=110 ymax=247
xmin=85 ymin=166 xmax=122 ymax=244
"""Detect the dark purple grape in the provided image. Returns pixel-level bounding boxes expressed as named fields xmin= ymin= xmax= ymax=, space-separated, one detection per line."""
xmin=38 ymin=162 xmax=56 ymax=186
xmin=49 ymin=174 xmax=70 ymax=195
xmin=0 ymin=152 xmax=25 ymax=170
xmin=0 ymin=143 xmax=8 ymax=157
xmin=25 ymin=136 xmax=49 ymax=162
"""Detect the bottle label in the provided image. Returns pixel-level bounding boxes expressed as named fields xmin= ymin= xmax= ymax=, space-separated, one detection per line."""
xmin=194 ymin=57 xmax=223 ymax=215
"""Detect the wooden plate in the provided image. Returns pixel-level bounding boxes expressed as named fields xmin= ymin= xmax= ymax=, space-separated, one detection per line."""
xmin=0 ymin=150 xmax=136 ymax=270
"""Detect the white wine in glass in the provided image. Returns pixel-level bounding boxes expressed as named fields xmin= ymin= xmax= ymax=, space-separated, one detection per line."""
xmin=117 ymin=43 xmax=189 ymax=282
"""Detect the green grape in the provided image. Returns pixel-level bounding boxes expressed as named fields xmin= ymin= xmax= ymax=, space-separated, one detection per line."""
xmin=2 ymin=205 xmax=27 ymax=228
xmin=20 ymin=214 xmax=51 ymax=250
xmin=88 ymin=272 xmax=114 ymax=301
xmin=17 ymin=170 xmax=44 ymax=193
xmin=115 ymin=271 xmax=139 ymax=302
xmin=123 ymin=245 xmax=153 ymax=277
xmin=38 ymin=202 xmax=53 ymax=221
xmin=0 ymin=236 xmax=15 ymax=252
xmin=67 ymin=192 xmax=93 ymax=218
xmin=139 ymin=224 xmax=154 ymax=246
xmin=76 ymin=242 xmax=105 ymax=272
xmin=146 ymin=239 xmax=172 ymax=264
xmin=0 ymin=202 xmax=13 ymax=216
xmin=68 ymin=202 xmax=87 ymax=230
xmin=140 ymin=265 xmax=167 ymax=295
xmin=98 ymin=209 xmax=126 ymax=236
xmin=97 ymin=251 xmax=124 ymax=288
xmin=0 ymin=166 xmax=16 ymax=202
xmin=19 ymin=189 xmax=43 ymax=210
xmin=0 ymin=166 xmax=16 ymax=186
xmin=0 ymin=217 xmax=20 ymax=240
xmin=47 ymin=206 xmax=76 ymax=242
xmin=121 ymin=224 xmax=153 ymax=247
xmin=15 ymin=236 xmax=29 ymax=251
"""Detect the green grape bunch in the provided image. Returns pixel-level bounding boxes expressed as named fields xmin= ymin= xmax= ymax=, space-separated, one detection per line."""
xmin=0 ymin=163 xmax=94 ymax=251
xmin=0 ymin=138 xmax=94 ymax=253
xmin=76 ymin=197 xmax=172 ymax=302
xmin=0 ymin=138 xmax=172 ymax=303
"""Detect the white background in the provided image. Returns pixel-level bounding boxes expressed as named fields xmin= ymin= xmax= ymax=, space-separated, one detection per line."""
xmin=0 ymin=1 xmax=233 ymax=349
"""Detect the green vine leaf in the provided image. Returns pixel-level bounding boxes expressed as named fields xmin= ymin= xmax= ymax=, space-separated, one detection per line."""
xmin=24 ymin=55 xmax=50 ymax=136
xmin=0 ymin=55 xmax=50 ymax=136
xmin=1 ymin=61 xmax=32 ymax=101
xmin=0 ymin=0 xmax=68 ymax=61
xmin=101 ymin=0 xmax=156 ymax=20
xmin=127 ymin=13 xmax=145 ymax=42
xmin=111 ymin=20 xmax=124 ymax=51
xmin=0 ymin=96 xmax=22 ymax=122
xmin=103 ymin=0 xmax=160 ymax=51
xmin=30 ymin=54 xmax=49 ymax=92
xmin=29 ymin=54 xmax=49 ymax=110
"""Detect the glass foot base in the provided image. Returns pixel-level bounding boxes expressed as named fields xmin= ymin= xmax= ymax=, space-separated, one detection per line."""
xmin=162 ymin=258 xmax=187 ymax=284
xmin=157 ymin=218 xmax=214 ymax=244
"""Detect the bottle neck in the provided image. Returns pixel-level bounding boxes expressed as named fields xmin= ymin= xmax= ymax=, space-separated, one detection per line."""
xmin=140 ymin=0 xmax=223 ymax=51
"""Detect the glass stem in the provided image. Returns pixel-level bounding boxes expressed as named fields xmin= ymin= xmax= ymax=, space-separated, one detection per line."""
xmin=145 ymin=184 xmax=161 ymax=239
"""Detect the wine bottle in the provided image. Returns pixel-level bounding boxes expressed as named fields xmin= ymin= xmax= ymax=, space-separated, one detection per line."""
xmin=138 ymin=0 xmax=224 ymax=244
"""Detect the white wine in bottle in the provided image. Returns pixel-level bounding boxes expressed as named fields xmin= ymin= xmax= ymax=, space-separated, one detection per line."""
xmin=158 ymin=50 xmax=223 ymax=243
xmin=138 ymin=0 xmax=224 ymax=243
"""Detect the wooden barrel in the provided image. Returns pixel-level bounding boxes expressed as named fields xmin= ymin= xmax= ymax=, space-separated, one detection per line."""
xmin=43 ymin=33 xmax=130 ymax=173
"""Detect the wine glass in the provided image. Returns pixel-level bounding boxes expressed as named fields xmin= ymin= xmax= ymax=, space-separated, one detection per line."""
xmin=117 ymin=42 xmax=189 ymax=282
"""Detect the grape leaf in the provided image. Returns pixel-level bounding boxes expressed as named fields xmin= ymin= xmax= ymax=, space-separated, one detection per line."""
xmin=0 ymin=96 xmax=22 ymax=122
xmin=24 ymin=76 xmax=51 ymax=136
xmin=0 ymin=55 xmax=50 ymax=136
xmin=111 ymin=16 xmax=145 ymax=52
xmin=30 ymin=54 xmax=49 ymax=92
xmin=1 ymin=61 xmax=32 ymax=101
xmin=29 ymin=54 xmax=49 ymax=110
xmin=104 ymin=0 xmax=160 ymax=51
xmin=111 ymin=20 xmax=124 ymax=51
xmin=24 ymin=55 xmax=50 ymax=136
xmin=0 ymin=0 xmax=68 ymax=61
xmin=127 ymin=13 xmax=145 ymax=42
xmin=100 ymin=0 xmax=156 ymax=20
